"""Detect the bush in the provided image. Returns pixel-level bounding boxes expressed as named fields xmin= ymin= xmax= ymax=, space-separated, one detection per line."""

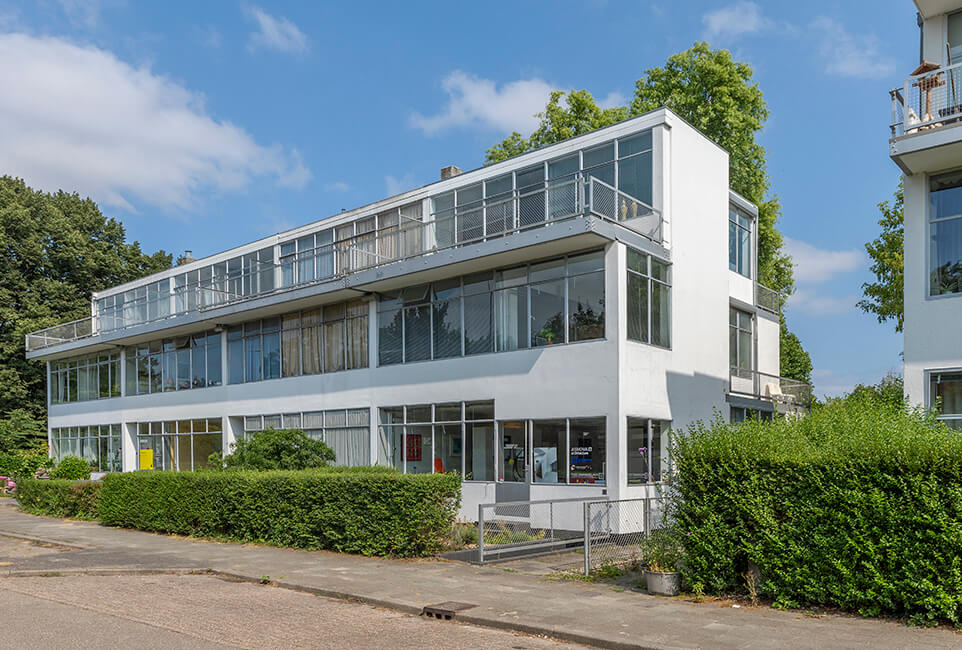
xmin=98 ymin=469 xmax=461 ymax=557
xmin=670 ymin=393 xmax=962 ymax=625
xmin=216 ymin=429 xmax=336 ymax=471
xmin=16 ymin=478 xmax=102 ymax=519
xmin=639 ymin=528 xmax=685 ymax=573
xmin=51 ymin=455 xmax=92 ymax=480
xmin=0 ymin=443 xmax=54 ymax=480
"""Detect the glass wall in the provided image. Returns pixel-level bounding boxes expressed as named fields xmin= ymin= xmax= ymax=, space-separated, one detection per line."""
xmin=378 ymin=250 xmax=605 ymax=365
xmin=930 ymin=170 xmax=962 ymax=295
xmin=530 ymin=417 xmax=607 ymax=485
xmin=242 ymin=408 xmax=370 ymax=466
xmin=50 ymin=352 xmax=121 ymax=404
xmin=125 ymin=331 xmax=221 ymax=396
xmin=729 ymin=204 xmax=752 ymax=277
xmin=136 ymin=418 xmax=222 ymax=471
xmin=730 ymin=308 xmax=753 ymax=373
xmin=626 ymin=418 xmax=669 ymax=484
xmin=50 ymin=425 xmax=122 ymax=472
xmin=626 ymin=247 xmax=671 ymax=348
xmin=929 ymin=371 xmax=962 ymax=430
xmin=377 ymin=401 xmax=495 ymax=478
xmin=228 ymin=299 xmax=368 ymax=384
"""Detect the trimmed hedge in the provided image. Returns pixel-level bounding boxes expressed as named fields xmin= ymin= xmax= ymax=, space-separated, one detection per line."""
xmin=671 ymin=395 xmax=962 ymax=626
xmin=0 ymin=444 xmax=53 ymax=480
xmin=98 ymin=469 xmax=461 ymax=557
xmin=16 ymin=478 xmax=102 ymax=519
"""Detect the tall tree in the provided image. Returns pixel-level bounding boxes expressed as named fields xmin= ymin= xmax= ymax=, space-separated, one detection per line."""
xmin=0 ymin=176 xmax=171 ymax=420
xmin=858 ymin=183 xmax=904 ymax=332
xmin=485 ymin=43 xmax=807 ymax=381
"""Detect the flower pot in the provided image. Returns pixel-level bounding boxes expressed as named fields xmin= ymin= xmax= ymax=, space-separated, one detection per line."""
xmin=645 ymin=570 xmax=681 ymax=596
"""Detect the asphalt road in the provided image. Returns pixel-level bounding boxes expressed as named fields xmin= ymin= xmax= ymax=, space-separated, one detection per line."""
xmin=0 ymin=571 xmax=580 ymax=649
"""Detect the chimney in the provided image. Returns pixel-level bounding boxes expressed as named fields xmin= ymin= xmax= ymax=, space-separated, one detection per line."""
xmin=440 ymin=165 xmax=462 ymax=181
xmin=179 ymin=250 xmax=197 ymax=266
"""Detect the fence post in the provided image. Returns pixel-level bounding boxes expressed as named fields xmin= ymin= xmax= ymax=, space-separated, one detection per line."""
xmin=550 ymin=502 xmax=555 ymax=540
xmin=478 ymin=503 xmax=485 ymax=564
xmin=643 ymin=496 xmax=650 ymax=538
xmin=583 ymin=502 xmax=591 ymax=576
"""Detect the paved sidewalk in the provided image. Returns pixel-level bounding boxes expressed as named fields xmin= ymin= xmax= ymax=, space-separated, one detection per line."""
xmin=0 ymin=501 xmax=958 ymax=649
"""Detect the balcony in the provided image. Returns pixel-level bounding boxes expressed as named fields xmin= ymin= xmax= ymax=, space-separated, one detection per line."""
xmin=889 ymin=61 xmax=962 ymax=174
xmin=755 ymin=283 xmax=780 ymax=314
xmin=729 ymin=367 xmax=812 ymax=411
xmin=26 ymin=176 xmax=661 ymax=353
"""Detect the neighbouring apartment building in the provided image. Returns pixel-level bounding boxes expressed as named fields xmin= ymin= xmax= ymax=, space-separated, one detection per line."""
xmin=891 ymin=1 xmax=962 ymax=427
xmin=25 ymin=108 xmax=809 ymax=517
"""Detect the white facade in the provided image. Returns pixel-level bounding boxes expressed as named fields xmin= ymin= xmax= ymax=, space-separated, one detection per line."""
xmin=27 ymin=108 xmax=791 ymax=518
xmin=892 ymin=1 xmax=962 ymax=427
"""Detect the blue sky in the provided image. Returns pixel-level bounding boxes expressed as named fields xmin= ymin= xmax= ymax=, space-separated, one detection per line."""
xmin=0 ymin=1 xmax=919 ymax=396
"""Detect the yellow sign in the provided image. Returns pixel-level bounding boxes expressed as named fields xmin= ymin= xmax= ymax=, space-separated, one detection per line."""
xmin=139 ymin=449 xmax=154 ymax=470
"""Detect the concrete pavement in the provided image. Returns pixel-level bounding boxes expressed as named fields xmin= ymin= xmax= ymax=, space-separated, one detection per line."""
xmin=0 ymin=499 xmax=959 ymax=649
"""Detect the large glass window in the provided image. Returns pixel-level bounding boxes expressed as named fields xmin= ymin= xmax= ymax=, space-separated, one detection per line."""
xmin=50 ymin=353 xmax=121 ymax=404
xmin=627 ymin=248 xmax=671 ymax=348
xmin=531 ymin=420 xmax=565 ymax=484
xmin=243 ymin=408 xmax=370 ymax=465
xmin=930 ymin=171 xmax=962 ymax=295
xmin=126 ymin=331 xmax=221 ymax=396
xmin=529 ymin=417 xmax=607 ymax=484
xmin=50 ymin=425 xmax=122 ymax=472
xmin=930 ymin=371 xmax=962 ymax=430
xmin=626 ymin=418 xmax=669 ymax=484
xmin=730 ymin=308 xmax=753 ymax=373
xmin=377 ymin=401 xmax=495 ymax=477
xmin=617 ymin=131 xmax=653 ymax=206
xmin=729 ymin=204 xmax=752 ymax=277
xmin=136 ymin=418 xmax=222 ymax=471
xmin=378 ymin=250 xmax=605 ymax=365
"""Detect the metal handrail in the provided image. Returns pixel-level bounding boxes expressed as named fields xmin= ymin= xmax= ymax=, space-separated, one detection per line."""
xmin=729 ymin=366 xmax=812 ymax=408
xmin=891 ymin=60 xmax=962 ymax=136
xmin=755 ymin=283 xmax=781 ymax=314
xmin=27 ymin=175 xmax=663 ymax=351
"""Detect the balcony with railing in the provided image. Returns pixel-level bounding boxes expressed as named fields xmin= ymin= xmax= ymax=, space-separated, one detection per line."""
xmin=729 ymin=366 xmax=812 ymax=411
xmin=889 ymin=61 xmax=962 ymax=138
xmin=755 ymin=283 xmax=780 ymax=314
xmin=26 ymin=175 xmax=661 ymax=353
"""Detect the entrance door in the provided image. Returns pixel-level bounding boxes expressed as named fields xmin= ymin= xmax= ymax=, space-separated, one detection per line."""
xmin=496 ymin=420 xmax=530 ymax=502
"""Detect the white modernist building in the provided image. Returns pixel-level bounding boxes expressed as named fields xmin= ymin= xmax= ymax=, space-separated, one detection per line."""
xmin=890 ymin=0 xmax=962 ymax=427
xmin=26 ymin=108 xmax=807 ymax=518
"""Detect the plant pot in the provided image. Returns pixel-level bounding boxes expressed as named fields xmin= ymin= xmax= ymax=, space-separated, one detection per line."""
xmin=645 ymin=570 xmax=681 ymax=596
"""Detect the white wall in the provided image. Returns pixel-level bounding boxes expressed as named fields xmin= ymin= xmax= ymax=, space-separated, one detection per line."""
xmin=757 ymin=315 xmax=780 ymax=378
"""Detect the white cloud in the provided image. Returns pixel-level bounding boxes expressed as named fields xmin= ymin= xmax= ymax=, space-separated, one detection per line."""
xmin=57 ymin=0 xmax=104 ymax=29
xmin=783 ymin=237 xmax=865 ymax=285
xmin=246 ymin=7 xmax=309 ymax=54
xmin=598 ymin=91 xmax=626 ymax=110
xmin=787 ymin=289 xmax=860 ymax=317
xmin=385 ymin=173 xmax=417 ymax=197
xmin=323 ymin=181 xmax=350 ymax=192
xmin=703 ymin=2 xmax=772 ymax=40
xmin=0 ymin=33 xmax=310 ymax=212
xmin=410 ymin=71 xmax=554 ymax=135
xmin=811 ymin=16 xmax=895 ymax=79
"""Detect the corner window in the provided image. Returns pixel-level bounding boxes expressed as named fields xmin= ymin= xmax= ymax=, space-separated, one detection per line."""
xmin=729 ymin=205 xmax=752 ymax=278
xmin=930 ymin=171 xmax=962 ymax=295
xmin=930 ymin=371 xmax=962 ymax=430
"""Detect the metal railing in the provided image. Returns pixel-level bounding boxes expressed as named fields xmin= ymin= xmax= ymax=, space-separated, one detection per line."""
xmin=583 ymin=496 xmax=665 ymax=575
xmin=755 ymin=283 xmax=781 ymax=314
xmin=730 ymin=366 xmax=812 ymax=409
xmin=477 ymin=497 xmax=599 ymax=564
xmin=27 ymin=175 xmax=662 ymax=351
xmin=890 ymin=61 xmax=962 ymax=137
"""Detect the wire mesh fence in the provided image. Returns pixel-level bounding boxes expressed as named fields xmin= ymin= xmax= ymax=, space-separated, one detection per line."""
xmin=584 ymin=497 xmax=666 ymax=575
xmin=477 ymin=497 xmax=596 ymax=563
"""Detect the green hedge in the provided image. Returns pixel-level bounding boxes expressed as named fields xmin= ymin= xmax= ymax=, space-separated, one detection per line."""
xmin=0 ymin=444 xmax=53 ymax=480
xmin=16 ymin=478 xmax=102 ymax=520
xmin=671 ymin=396 xmax=962 ymax=626
xmin=98 ymin=469 xmax=461 ymax=557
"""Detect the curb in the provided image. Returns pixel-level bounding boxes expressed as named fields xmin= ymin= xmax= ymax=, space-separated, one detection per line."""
xmin=0 ymin=531 xmax=87 ymax=550
xmin=2 ymin=568 xmax=205 ymax=578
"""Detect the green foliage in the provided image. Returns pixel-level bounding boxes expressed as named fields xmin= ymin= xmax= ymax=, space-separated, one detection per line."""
xmin=16 ymin=478 xmax=101 ymax=519
xmin=639 ymin=528 xmax=685 ymax=573
xmin=50 ymin=455 xmax=92 ymax=480
xmin=0 ymin=409 xmax=47 ymax=452
xmin=670 ymin=394 xmax=962 ymax=625
xmin=859 ymin=182 xmax=904 ymax=332
xmin=98 ymin=469 xmax=461 ymax=557
xmin=0 ymin=176 xmax=171 ymax=420
xmin=779 ymin=316 xmax=813 ymax=384
xmin=835 ymin=373 xmax=905 ymax=409
xmin=216 ymin=428 xmax=336 ymax=471
xmin=0 ymin=442 xmax=53 ymax=480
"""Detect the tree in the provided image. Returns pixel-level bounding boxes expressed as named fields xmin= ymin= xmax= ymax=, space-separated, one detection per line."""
xmin=485 ymin=43 xmax=807 ymax=380
xmin=858 ymin=183 xmax=904 ymax=332
xmin=0 ymin=176 xmax=171 ymax=420
xmin=0 ymin=409 xmax=46 ymax=453
xmin=218 ymin=428 xmax=336 ymax=471
xmin=779 ymin=316 xmax=812 ymax=384
xmin=843 ymin=372 xmax=905 ymax=409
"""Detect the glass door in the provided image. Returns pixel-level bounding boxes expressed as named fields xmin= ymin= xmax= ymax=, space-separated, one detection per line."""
xmin=497 ymin=420 xmax=530 ymax=502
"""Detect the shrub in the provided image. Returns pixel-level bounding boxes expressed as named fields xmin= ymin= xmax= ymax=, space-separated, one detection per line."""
xmin=670 ymin=393 xmax=962 ymax=625
xmin=0 ymin=443 xmax=54 ymax=480
xmin=98 ymin=469 xmax=461 ymax=557
xmin=50 ymin=455 xmax=92 ymax=480
xmin=215 ymin=429 xmax=336 ymax=471
xmin=639 ymin=528 xmax=685 ymax=573
xmin=16 ymin=478 xmax=101 ymax=519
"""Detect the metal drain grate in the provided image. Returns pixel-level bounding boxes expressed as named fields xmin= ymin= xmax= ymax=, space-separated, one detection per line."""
xmin=421 ymin=601 xmax=477 ymax=620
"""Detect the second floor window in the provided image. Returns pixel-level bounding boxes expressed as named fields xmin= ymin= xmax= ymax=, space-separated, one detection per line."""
xmin=729 ymin=205 xmax=752 ymax=278
xmin=929 ymin=171 xmax=962 ymax=296
xmin=730 ymin=308 xmax=753 ymax=373
xmin=627 ymin=248 xmax=671 ymax=348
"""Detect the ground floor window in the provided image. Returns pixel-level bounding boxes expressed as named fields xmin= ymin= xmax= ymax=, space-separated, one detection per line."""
xmin=136 ymin=418 xmax=222 ymax=471
xmin=729 ymin=406 xmax=774 ymax=423
xmin=626 ymin=418 xmax=669 ymax=484
xmin=242 ymin=408 xmax=370 ymax=465
xmin=50 ymin=425 xmax=121 ymax=472
xmin=377 ymin=401 xmax=495 ymax=477
xmin=929 ymin=371 xmax=962 ymax=430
